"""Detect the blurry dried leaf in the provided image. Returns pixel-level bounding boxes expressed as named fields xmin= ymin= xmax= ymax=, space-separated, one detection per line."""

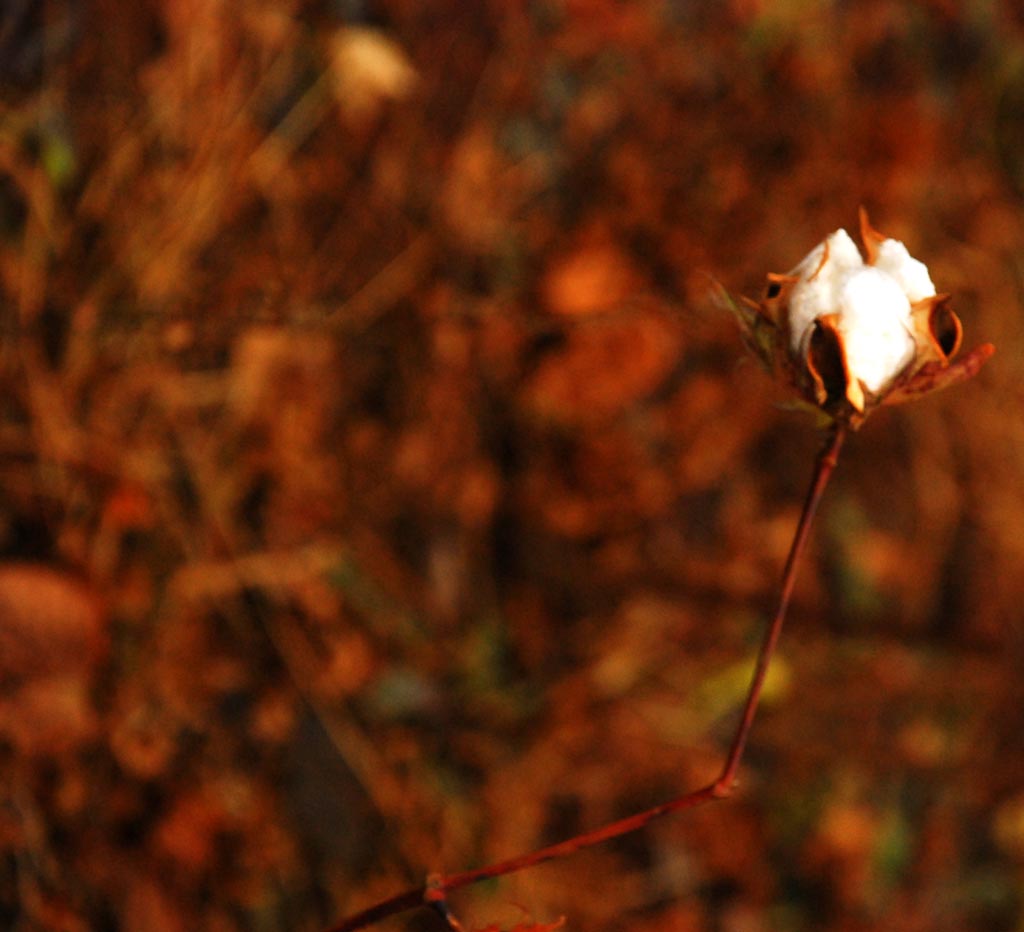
xmin=896 ymin=717 xmax=951 ymax=768
xmin=250 ymin=689 xmax=298 ymax=745
xmin=541 ymin=234 xmax=640 ymax=317
xmin=800 ymin=798 xmax=881 ymax=910
xmin=818 ymin=802 xmax=878 ymax=860
xmin=441 ymin=125 xmax=537 ymax=252
xmin=0 ymin=675 xmax=98 ymax=757
xmin=993 ymin=793 xmax=1024 ymax=859
xmin=101 ymin=484 xmax=155 ymax=531
xmin=316 ymin=630 xmax=376 ymax=700
xmin=525 ymin=311 xmax=680 ymax=421
xmin=523 ymin=423 xmax=679 ymax=538
xmin=155 ymin=788 xmax=226 ymax=873
xmin=0 ymin=564 xmax=106 ymax=678
xmin=455 ymin=464 xmax=501 ymax=527
xmin=329 ymin=27 xmax=417 ymax=122
xmin=111 ymin=690 xmax=177 ymax=779
xmin=123 ymin=877 xmax=186 ymax=932
xmin=228 ymin=325 xmax=337 ymax=426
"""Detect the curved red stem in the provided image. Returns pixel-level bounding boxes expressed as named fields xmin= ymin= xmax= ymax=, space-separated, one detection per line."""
xmin=327 ymin=422 xmax=848 ymax=932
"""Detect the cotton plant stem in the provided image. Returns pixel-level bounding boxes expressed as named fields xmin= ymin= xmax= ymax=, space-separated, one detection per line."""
xmin=327 ymin=422 xmax=848 ymax=932
xmin=712 ymin=420 xmax=846 ymax=793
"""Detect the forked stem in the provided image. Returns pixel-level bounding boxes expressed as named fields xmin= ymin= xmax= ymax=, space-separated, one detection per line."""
xmin=327 ymin=422 xmax=848 ymax=932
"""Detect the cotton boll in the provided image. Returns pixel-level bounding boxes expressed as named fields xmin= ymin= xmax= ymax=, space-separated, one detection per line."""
xmin=788 ymin=231 xmax=923 ymax=397
xmin=873 ymin=239 xmax=936 ymax=304
xmin=788 ymin=229 xmax=864 ymax=356
xmin=835 ymin=266 xmax=916 ymax=393
xmin=739 ymin=210 xmax=990 ymax=424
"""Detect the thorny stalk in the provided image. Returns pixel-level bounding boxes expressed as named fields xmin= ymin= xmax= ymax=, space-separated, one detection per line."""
xmin=326 ymin=422 xmax=849 ymax=932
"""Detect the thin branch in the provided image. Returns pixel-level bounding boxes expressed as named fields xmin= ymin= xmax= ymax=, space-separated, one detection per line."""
xmin=326 ymin=422 xmax=849 ymax=932
xmin=712 ymin=420 xmax=846 ymax=794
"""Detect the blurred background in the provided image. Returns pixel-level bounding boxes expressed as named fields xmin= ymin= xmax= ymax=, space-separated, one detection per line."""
xmin=1 ymin=1 xmax=1023 ymax=930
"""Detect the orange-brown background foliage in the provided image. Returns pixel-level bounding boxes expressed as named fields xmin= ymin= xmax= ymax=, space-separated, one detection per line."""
xmin=1 ymin=2 xmax=1023 ymax=930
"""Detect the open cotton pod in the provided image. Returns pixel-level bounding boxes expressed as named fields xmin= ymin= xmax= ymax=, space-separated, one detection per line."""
xmin=735 ymin=209 xmax=993 ymax=426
